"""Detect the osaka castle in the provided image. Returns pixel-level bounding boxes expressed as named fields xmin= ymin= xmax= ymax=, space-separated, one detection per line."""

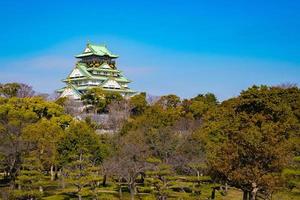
xmin=57 ymin=43 xmax=136 ymax=99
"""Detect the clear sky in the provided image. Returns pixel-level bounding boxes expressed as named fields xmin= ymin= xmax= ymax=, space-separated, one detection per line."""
xmin=0 ymin=0 xmax=300 ymax=100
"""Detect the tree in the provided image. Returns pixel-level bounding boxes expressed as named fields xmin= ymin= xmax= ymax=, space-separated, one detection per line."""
xmin=129 ymin=92 xmax=148 ymax=116
xmin=81 ymin=88 xmax=107 ymax=113
xmin=55 ymin=97 xmax=83 ymax=117
xmin=0 ymin=98 xmax=40 ymax=183
xmin=22 ymin=119 xmax=64 ymax=181
xmin=182 ymin=93 xmax=218 ymax=119
xmin=175 ymin=132 xmax=208 ymax=178
xmin=104 ymin=91 xmax=123 ymax=106
xmin=271 ymin=86 xmax=300 ymax=155
xmin=57 ymin=121 xmax=108 ymax=199
xmin=16 ymin=83 xmax=35 ymax=98
xmin=57 ymin=121 xmax=107 ymax=166
xmin=0 ymin=97 xmax=70 ymax=183
xmin=146 ymin=161 xmax=174 ymax=200
xmin=13 ymin=152 xmax=45 ymax=200
xmin=198 ymin=86 xmax=298 ymax=200
xmin=0 ymin=83 xmax=35 ymax=98
xmin=191 ymin=93 xmax=218 ymax=105
xmin=282 ymin=156 xmax=300 ymax=191
xmin=81 ymin=88 xmax=123 ymax=113
xmin=104 ymin=132 xmax=149 ymax=200
xmin=144 ymin=127 xmax=180 ymax=163
xmin=0 ymin=83 xmax=21 ymax=98
xmin=107 ymin=99 xmax=130 ymax=131
xmin=156 ymin=94 xmax=181 ymax=109
xmin=63 ymin=150 xmax=101 ymax=200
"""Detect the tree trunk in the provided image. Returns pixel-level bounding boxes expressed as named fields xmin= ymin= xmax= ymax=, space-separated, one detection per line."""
xmin=197 ymin=170 xmax=200 ymax=187
xmin=225 ymin=182 xmax=228 ymax=193
xmin=249 ymin=192 xmax=253 ymax=200
xmin=211 ymin=188 xmax=215 ymax=200
xmin=39 ymin=186 xmax=43 ymax=193
xmin=50 ymin=165 xmax=54 ymax=181
xmin=141 ymin=173 xmax=145 ymax=184
xmin=102 ymin=174 xmax=107 ymax=187
xmin=119 ymin=184 xmax=122 ymax=199
xmin=243 ymin=190 xmax=249 ymax=200
xmin=78 ymin=195 xmax=82 ymax=200
xmin=55 ymin=165 xmax=58 ymax=180
xmin=129 ymin=183 xmax=135 ymax=200
xmin=250 ymin=183 xmax=258 ymax=200
xmin=60 ymin=168 xmax=65 ymax=189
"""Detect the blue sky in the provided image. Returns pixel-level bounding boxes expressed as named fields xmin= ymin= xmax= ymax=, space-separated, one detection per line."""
xmin=0 ymin=0 xmax=300 ymax=100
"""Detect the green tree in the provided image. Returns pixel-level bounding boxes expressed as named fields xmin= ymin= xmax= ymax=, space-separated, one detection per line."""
xmin=54 ymin=96 xmax=67 ymax=106
xmin=198 ymin=86 xmax=298 ymax=200
xmin=146 ymin=159 xmax=174 ymax=200
xmin=182 ymin=93 xmax=218 ymax=119
xmin=81 ymin=88 xmax=123 ymax=113
xmin=81 ymin=88 xmax=107 ymax=113
xmin=63 ymin=151 xmax=101 ymax=200
xmin=13 ymin=152 xmax=45 ymax=200
xmin=120 ymin=103 xmax=182 ymax=164
xmin=57 ymin=121 xmax=107 ymax=166
xmin=105 ymin=91 xmax=123 ymax=105
xmin=282 ymin=156 xmax=300 ymax=191
xmin=129 ymin=92 xmax=148 ymax=116
xmin=57 ymin=121 xmax=108 ymax=199
xmin=192 ymin=93 xmax=218 ymax=105
xmin=0 ymin=97 xmax=69 ymax=183
xmin=0 ymin=83 xmax=21 ymax=98
xmin=22 ymin=119 xmax=64 ymax=181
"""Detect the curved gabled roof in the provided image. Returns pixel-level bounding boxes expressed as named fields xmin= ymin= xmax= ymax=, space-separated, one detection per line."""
xmin=75 ymin=43 xmax=118 ymax=58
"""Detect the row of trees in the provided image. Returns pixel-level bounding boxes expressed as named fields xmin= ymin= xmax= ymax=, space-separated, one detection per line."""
xmin=0 ymin=82 xmax=299 ymax=200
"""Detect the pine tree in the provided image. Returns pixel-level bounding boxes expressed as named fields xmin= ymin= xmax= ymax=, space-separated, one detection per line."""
xmin=282 ymin=156 xmax=300 ymax=191
xmin=146 ymin=159 xmax=173 ymax=200
xmin=62 ymin=151 xmax=101 ymax=200
xmin=14 ymin=153 xmax=45 ymax=200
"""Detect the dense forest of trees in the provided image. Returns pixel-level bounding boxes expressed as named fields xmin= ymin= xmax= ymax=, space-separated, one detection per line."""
xmin=0 ymin=82 xmax=299 ymax=200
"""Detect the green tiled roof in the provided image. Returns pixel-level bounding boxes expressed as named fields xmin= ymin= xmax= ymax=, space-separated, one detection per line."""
xmin=115 ymin=76 xmax=131 ymax=83
xmin=72 ymin=85 xmax=135 ymax=94
xmin=87 ymin=67 xmax=121 ymax=73
xmin=102 ymin=88 xmax=136 ymax=94
xmin=63 ymin=74 xmax=130 ymax=83
xmin=64 ymin=63 xmax=131 ymax=83
xmin=73 ymin=85 xmax=91 ymax=91
xmin=90 ymin=76 xmax=130 ymax=83
xmin=76 ymin=43 xmax=118 ymax=58
xmin=76 ymin=63 xmax=92 ymax=77
xmin=56 ymin=88 xmax=65 ymax=93
xmin=56 ymin=84 xmax=83 ymax=96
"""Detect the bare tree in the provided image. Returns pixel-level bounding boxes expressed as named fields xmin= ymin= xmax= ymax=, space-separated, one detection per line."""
xmin=172 ymin=117 xmax=202 ymax=135
xmin=35 ymin=92 xmax=50 ymax=100
xmin=104 ymin=134 xmax=149 ymax=200
xmin=63 ymin=98 xmax=83 ymax=117
xmin=16 ymin=83 xmax=35 ymax=98
xmin=107 ymin=99 xmax=130 ymax=131
xmin=146 ymin=94 xmax=160 ymax=105
xmin=48 ymin=92 xmax=61 ymax=101
xmin=276 ymin=82 xmax=298 ymax=89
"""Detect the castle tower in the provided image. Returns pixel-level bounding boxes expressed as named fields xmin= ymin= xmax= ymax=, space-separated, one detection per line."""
xmin=57 ymin=43 xmax=136 ymax=99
